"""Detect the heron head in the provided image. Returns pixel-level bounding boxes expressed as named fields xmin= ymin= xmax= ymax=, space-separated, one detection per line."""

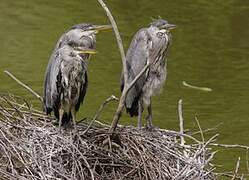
xmin=150 ymin=19 xmax=176 ymax=32
xmin=73 ymin=23 xmax=112 ymax=34
xmin=63 ymin=23 xmax=112 ymax=49
xmin=68 ymin=23 xmax=112 ymax=39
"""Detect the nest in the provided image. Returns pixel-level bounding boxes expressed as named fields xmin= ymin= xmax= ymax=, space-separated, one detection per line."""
xmin=0 ymin=93 xmax=217 ymax=179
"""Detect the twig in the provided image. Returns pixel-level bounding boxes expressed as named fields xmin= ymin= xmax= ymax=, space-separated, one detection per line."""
xmin=96 ymin=0 xmax=127 ymax=84
xmin=109 ymin=64 xmax=151 ymax=133
xmin=83 ymin=95 xmax=118 ymax=134
xmin=190 ymin=123 xmax=221 ymax=136
xmin=210 ymin=143 xmax=249 ymax=150
xmin=96 ymin=0 xmax=129 ymax=134
xmin=246 ymin=149 xmax=249 ymax=173
xmin=109 ymin=45 xmax=163 ymax=133
xmin=195 ymin=115 xmax=204 ymax=143
xmin=178 ymin=99 xmax=185 ymax=146
xmin=215 ymin=172 xmax=244 ymax=179
xmin=232 ymin=157 xmax=240 ymax=180
xmin=182 ymin=81 xmax=212 ymax=92
xmin=4 ymin=70 xmax=43 ymax=102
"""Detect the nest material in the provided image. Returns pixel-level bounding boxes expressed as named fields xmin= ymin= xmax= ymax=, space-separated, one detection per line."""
xmin=0 ymin=94 xmax=216 ymax=179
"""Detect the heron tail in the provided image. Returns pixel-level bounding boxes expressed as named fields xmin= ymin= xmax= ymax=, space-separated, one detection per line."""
xmin=125 ymin=96 xmax=141 ymax=117
xmin=61 ymin=112 xmax=72 ymax=126
xmin=54 ymin=109 xmax=72 ymax=126
xmin=126 ymin=106 xmax=138 ymax=117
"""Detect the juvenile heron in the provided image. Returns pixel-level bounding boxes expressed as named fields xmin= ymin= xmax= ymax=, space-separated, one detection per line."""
xmin=120 ymin=19 xmax=176 ymax=129
xmin=43 ymin=23 xmax=111 ymax=130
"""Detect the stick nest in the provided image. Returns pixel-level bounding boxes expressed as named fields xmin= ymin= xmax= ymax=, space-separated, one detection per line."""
xmin=0 ymin=94 xmax=216 ymax=179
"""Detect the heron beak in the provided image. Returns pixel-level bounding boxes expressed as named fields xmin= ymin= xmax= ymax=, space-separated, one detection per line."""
xmin=164 ymin=23 xmax=176 ymax=30
xmin=77 ymin=49 xmax=98 ymax=55
xmin=166 ymin=24 xmax=176 ymax=30
xmin=93 ymin=25 xmax=112 ymax=34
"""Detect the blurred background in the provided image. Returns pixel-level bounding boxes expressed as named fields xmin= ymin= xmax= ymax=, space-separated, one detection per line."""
xmin=0 ymin=0 xmax=249 ymax=173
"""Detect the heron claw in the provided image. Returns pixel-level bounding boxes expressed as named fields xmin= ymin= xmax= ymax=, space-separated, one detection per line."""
xmin=145 ymin=124 xmax=156 ymax=131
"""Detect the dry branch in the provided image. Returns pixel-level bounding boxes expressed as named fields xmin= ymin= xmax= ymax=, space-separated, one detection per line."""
xmin=232 ymin=157 xmax=241 ymax=180
xmin=210 ymin=143 xmax=249 ymax=150
xmin=4 ymin=70 xmax=43 ymax=102
xmin=96 ymin=0 xmax=129 ymax=134
xmin=97 ymin=0 xmax=158 ymax=134
xmin=178 ymin=99 xmax=185 ymax=146
xmin=96 ymin=0 xmax=127 ymax=83
xmin=83 ymin=95 xmax=118 ymax=134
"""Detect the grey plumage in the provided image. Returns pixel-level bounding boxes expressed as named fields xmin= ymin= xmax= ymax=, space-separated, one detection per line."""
xmin=120 ymin=19 xmax=176 ymax=129
xmin=43 ymin=23 xmax=111 ymax=129
xmin=46 ymin=45 xmax=88 ymax=126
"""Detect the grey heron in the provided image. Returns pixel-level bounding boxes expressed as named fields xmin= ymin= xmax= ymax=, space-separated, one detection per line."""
xmin=120 ymin=19 xmax=176 ymax=129
xmin=43 ymin=23 xmax=111 ymax=130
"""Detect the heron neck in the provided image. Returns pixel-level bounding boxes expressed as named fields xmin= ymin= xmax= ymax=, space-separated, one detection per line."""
xmin=59 ymin=45 xmax=77 ymax=58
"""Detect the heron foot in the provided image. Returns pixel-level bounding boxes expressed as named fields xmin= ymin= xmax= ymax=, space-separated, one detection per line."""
xmin=72 ymin=128 xmax=78 ymax=136
xmin=145 ymin=115 xmax=153 ymax=130
xmin=57 ymin=126 xmax=62 ymax=133
xmin=145 ymin=124 xmax=156 ymax=131
xmin=137 ymin=123 xmax=143 ymax=130
xmin=51 ymin=118 xmax=58 ymax=125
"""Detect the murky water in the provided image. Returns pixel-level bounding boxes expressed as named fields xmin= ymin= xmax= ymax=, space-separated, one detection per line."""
xmin=0 ymin=0 xmax=249 ymax=173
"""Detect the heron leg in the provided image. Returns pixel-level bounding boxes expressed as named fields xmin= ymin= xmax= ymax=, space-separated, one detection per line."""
xmin=59 ymin=108 xmax=64 ymax=132
xmin=137 ymin=100 xmax=143 ymax=129
xmin=146 ymin=100 xmax=153 ymax=130
xmin=71 ymin=107 xmax=77 ymax=133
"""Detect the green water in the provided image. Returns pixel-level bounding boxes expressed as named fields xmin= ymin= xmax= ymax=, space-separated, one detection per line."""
xmin=0 ymin=0 xmax=249 ymax=174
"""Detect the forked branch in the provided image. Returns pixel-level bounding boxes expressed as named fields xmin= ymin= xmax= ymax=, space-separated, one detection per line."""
xmin=96 ymin=0 xmax=127 ymax=84
xmin=97 ymin=0 xmax=149 ymax=133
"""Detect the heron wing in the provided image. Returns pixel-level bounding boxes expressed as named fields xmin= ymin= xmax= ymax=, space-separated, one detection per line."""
xmin=43 ymin=23 xmax=93 ymax=114
xmin=124 ymin=28 xmax=152 ymax=109
xmin=43 ymin=27 xmax=84 ymax=113
xmin=75 ymin=71 xmax=88 ymax=112
xmin=43 ymin=50 xmax=62 ymax=115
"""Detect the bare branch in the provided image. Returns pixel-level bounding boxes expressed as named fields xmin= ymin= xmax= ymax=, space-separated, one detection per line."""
xmin=232 ymin=157 xmax=241 ymax=180
xmin=96 ymin=0 xmax=127 ymax=85
xmin=109 ymin=47 xmax=163 ymax=133
xmin=195 ymin=115 xmax=204 ymax=143
xmin=246 ymin=149 xmax=249 ymax=174
xmin=83 ymin=95 xmax=118 ymax=134
xmin=178 ymin=99 xmax=185 ymax=146
xmin=4 ymin=70 xmax=43 ymax=102
xmin=210 ymin=143 xmax=249 ymax=150
xmin=95 ymin=0 xmax=131 ymax=134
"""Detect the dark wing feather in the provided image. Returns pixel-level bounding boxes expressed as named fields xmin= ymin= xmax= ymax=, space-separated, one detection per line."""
xmin=43 ymin=51 xmax=62 ymax=116
xmin=123 ymin=28 xmax=152 ymax=116
xmin=75 ymin=70 xmax=88 ymax=112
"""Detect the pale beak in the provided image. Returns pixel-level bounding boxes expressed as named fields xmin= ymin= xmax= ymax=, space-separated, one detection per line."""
xmin=76 ymin=49 xmax=98 ymax=55
xmin=92 ymin=24 xmax=112 ymax=34
xmin=163 ymin=23 xmax=176 ymax=30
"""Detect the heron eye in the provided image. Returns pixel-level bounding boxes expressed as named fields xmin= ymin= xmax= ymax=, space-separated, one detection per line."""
xmin=157 ymin=32 xmax=164 ymax=38
xmin=68 ymin=42 xmax=76 ymax=47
